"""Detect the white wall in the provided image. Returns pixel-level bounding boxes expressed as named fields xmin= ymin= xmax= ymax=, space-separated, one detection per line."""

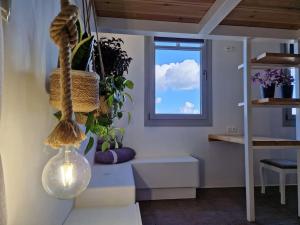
xmin=0 ymin=1 xmax=74 ymax=225
xmin=106 ymin=33 xmax=297 ymax=188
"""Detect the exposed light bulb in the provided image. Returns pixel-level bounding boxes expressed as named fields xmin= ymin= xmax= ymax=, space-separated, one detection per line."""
xmin=60 ymin=161 xmax=74 ymax=188
xmin=42 ymin=147 xmax=91 ymax=199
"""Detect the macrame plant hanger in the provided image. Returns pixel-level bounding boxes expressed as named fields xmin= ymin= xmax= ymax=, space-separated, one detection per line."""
xmin=91 ymin=0 xmax=105 ymax=80
xmin=46 ymin=0 xmax=85 ymax=149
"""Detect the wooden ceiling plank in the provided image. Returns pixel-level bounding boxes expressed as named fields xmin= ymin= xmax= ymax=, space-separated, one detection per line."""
xmin=96 ymin=2 xmax=208 ymax=18
xmin=95 ymin=0 xmax=217 ymax=23
xmin=221 ymin=20 xmax=299 ymax=30
xmin=95 ymin=0 xmax=215 ymax=7
xmin=98 ymin=10 xmax=201 ymax=23
xmin=222 ymin=0 xmax=300 ymax=30
xmin=226 ymin=7 xmax=300 ymax=23
xmin=95 ymin=0 xmax=300 ymax=32
xmin=197 ymin=0 xmax=242 ymax=34
xmin=239 ymin=0 xmax=300 ymax=10
xmin=95 ymin=0 xmax=214 ymax=23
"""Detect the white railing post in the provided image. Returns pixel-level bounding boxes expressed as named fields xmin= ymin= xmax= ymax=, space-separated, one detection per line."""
xmin=294 ymin=40 xmax=300 ymax=217
xmin=243 ymin=37 xmax=255 ymax=222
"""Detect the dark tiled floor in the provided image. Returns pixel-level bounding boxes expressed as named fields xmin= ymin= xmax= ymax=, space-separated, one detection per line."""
xmin=139 ymin=187 xmax=300 ymax=225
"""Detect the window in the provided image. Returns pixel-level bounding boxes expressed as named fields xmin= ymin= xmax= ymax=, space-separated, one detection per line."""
xmin=145 ymin=37 xmax=212 ymax=126
xmin=282 ymin=44 xmax=296 ymax=127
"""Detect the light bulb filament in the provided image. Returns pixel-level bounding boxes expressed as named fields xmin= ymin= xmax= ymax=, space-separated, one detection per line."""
xmin=60 ymin=162 xmax=74 ymax=188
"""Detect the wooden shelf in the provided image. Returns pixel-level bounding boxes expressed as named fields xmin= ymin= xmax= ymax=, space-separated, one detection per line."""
xmin=238 ymin=52 xmax=300 ymax=70
xmin=238 ymin=98 xmax=300 ymax=108
xmin=208 ymin=134 xmax=300 ymax=149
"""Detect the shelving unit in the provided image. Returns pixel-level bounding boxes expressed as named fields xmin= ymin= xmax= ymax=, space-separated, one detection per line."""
xmin=208 ymin=43 xmax=300 ymax=222
xmin=238 ymin=53 xmax=300 ymax=70
xmin=208 ymin=134 xmax=300 ymax=149
xmin=238 ymin=98 xmax=300 ymax=108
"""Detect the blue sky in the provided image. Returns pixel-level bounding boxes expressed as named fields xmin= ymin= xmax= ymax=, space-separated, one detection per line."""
xmin=155 ymin=49 xmax=201 ymax=114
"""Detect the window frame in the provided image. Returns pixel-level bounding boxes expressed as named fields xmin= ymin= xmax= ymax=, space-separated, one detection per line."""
xmin=282 ymin=43 xmax=296 ymax=127
xmin=144 ymin=36 xmax=212 ymax=127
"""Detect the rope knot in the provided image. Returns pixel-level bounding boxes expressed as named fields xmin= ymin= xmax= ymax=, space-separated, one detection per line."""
xmin=49 ymin=4 xmax=79 ymax=48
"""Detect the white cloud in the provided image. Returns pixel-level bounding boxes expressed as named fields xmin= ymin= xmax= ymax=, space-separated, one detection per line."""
xmin=155 ymin=59 xmax=200 ymax=91
xmin=155 ymin=97 xmax=162 ymax=104
xmin=180 ymin=101 xmax=199 ymax=114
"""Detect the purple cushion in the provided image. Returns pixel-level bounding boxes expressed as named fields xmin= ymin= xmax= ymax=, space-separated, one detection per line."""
xmin=94 ymin=147 xmax=136 ymax=164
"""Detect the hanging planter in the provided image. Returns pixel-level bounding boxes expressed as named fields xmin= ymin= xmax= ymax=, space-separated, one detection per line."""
xmin=73 ymin=96 xmax=109 ymax=125
xmin=49 ymin=69 xmax=99 ymax=112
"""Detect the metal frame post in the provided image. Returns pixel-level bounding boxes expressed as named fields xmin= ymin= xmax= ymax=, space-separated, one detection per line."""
xmin=243 ymin=37 xmax=255 ymax=222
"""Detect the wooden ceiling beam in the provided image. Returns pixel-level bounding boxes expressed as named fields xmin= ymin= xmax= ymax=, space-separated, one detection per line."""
xmin=197 ymin=0 xmax=242 ymax=34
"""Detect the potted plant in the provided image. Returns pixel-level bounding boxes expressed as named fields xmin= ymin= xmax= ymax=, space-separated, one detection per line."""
xmin=81 ymin=37 xmax=135 ymax=164
xmin=50 ymin=20 xmax=99 ymax=113
xmin=277 ymin=69 xmax=294 ymax=98
xmin=252 ymin=69 xmax=280 ymax=98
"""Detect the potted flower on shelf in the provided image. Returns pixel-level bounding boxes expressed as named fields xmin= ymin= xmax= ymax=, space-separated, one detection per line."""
xmin=251 ymin=69 xmax=280 ymax=98
xmin=277 ymin=69 xmax=294 ymax=98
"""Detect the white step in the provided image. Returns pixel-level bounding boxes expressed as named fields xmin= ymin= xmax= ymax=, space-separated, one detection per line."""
xmin=64 ymin=204 xmax=142 ymax=225
xmin=132 ymin=156 xmax=199 ymax=200
xmin=132 ymin=156 xmax=199 ymax=188
xmin=75 ymin=163 xmax=135 ymax=208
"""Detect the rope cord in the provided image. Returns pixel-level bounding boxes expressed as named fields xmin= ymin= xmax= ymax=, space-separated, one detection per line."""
xmin=46 ymin=0 xmax=85 ymax=148
xmin=50 ymin=1 xmax=78 ymax=120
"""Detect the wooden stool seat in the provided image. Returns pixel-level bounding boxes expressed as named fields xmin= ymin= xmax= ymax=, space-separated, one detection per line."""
xmin=260 ymin=159 xmax=297 ymax=169
xmin=260 ymin=159 xmax=297 ymax=205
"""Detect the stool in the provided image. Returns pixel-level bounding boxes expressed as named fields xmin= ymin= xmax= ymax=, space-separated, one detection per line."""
xmin=260 ymin=159 xmax=297 ymax=205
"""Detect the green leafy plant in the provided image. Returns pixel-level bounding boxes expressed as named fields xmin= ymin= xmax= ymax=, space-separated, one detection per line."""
xmin=71 ymin=35 xmax=94 ymax=71
xmin=82 ymin=37 xmax=133 ymax=153
xmin=95 ymin=38 xmax=134 ymax=123
xmin=57 ymin=20 xmax=94 ymax=71
xmin=95 ymin=37 xmax=132 ymax=77
xmin=84 ymin=112 xmax=126 ymax=153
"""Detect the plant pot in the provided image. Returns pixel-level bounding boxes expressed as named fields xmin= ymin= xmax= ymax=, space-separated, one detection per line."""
xmin=281 ymin=84 xmax=294 ymax=98
xmin=260 ymin=84 xmax=275 ymax=98
xmin=49 ymin=69 xmax=100 ymax=112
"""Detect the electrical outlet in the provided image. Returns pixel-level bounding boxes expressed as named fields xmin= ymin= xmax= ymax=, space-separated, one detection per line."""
xmin=224 ymin=46 xmax=235 ymax=52
xmin=226 ymin=126 xmax=239 ymax=135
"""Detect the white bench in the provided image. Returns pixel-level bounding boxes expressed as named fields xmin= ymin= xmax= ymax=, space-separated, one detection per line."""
xmin=65 ymin=155 xmax=198 ymax=224
xmin=132 ymin=156 xmax=199 ymax=200
xmin=64 ymin=162 xmax=141 ymax=225
xmin=75 ymin=163 xmax=135 ymax=208
xmin=64 ymin=204 xmax=142 ymax=225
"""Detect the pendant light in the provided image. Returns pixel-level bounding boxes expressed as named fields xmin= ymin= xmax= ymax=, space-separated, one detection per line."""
xmin=42 ymin=146 xmax=91 ymax=199
xmin=42 ymin=0 xmax=93 ymax=199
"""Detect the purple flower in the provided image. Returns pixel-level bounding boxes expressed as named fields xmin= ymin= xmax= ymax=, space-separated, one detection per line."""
xmin=251 ymin=69 xmax=281 ymax=88
xmin=276 ymin=69 xmax=294 ymax=86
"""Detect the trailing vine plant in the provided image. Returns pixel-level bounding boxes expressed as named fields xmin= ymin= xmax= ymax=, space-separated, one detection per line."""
xmin=83 ymin=37 xmax=134 ymax=153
